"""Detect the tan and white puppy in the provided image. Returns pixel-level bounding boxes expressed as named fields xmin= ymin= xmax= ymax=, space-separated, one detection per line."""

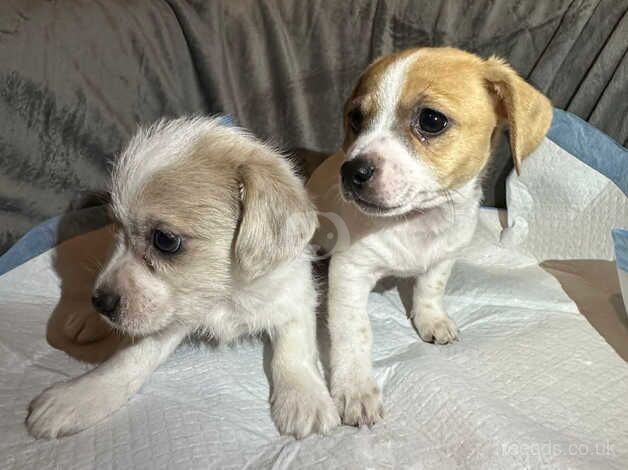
xmin=307 ymin=47 xmax=553 ymax=426
xmin=27 ymin=117 xmax=340 ymax=439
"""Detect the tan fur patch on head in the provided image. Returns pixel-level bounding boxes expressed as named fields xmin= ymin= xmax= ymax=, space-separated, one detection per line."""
xmin=141 ymin=141 xmax=240 ymax=240
xmin=398 ymin=48 xmax=498 ymax=188
xmin=138 ymin=137 xmax=242 ymax=292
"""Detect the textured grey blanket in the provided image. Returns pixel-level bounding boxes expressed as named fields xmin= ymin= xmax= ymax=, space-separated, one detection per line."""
xmin=0 ymin=0 xmax=626 ymax=254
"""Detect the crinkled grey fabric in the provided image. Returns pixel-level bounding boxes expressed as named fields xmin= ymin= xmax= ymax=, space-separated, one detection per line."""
xmin=1 ymin=0 xmax=626 ymax=253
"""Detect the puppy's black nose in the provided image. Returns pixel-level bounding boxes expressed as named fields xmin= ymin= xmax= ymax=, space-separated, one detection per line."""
xmin=91 ymin=289 xmax=120 ymax=319
xmin=341 ymin=157 xmax=375 ymax=191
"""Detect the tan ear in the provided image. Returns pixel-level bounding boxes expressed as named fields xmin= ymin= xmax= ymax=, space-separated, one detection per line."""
xmin=234 ymin=153 xmax=317 ymax=281
xmin=484 ymin=56 xmax=553 ymax=174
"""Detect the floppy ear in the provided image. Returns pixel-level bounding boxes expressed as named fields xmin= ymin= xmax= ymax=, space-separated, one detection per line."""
xmin=484 ymin=56 xmax=553 ymax=174
xmin=234 ymin=153 xmax=318 ymax=281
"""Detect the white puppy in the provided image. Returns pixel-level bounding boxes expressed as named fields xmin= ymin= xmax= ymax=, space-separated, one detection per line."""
xmin=307 ymin=48 xmax=553 ymax=426
xmin=27 ymin=117 xmax=340 ymax=439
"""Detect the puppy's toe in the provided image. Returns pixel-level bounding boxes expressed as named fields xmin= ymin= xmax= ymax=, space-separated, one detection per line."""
xmin=333 ymin=380 xmax=383 ymax=427
xmin=271 ymin=381 xmax=340 ymax=439
xmin=415 ymin=315 xmax=459 ymax=344
xmin=312 ymin=397 xmax=342 ymax=436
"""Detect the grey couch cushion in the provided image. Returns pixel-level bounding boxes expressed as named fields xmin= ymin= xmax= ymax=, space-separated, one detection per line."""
xmin=1 ymin=0 xmax=626 ymax=253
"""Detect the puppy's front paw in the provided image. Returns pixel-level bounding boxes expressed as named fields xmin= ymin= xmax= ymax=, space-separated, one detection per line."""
xmin=414 ymin=314 xmax=459 ymax=344
xmin=333 ymin=378 xmax=383 ymax=427
xmin=26 ymin=379 xmax=117 ymax=439
xmin=271 ymin=380 xmax=340 ymax=439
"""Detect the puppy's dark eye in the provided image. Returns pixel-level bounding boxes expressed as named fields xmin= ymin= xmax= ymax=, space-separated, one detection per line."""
xmin=153 ymin=230 xmax=181 ymax=254
xmin=347 ymin=108 xmax=364 ymax=134
xmin=414 ymin=108 xmax=448 ymax=136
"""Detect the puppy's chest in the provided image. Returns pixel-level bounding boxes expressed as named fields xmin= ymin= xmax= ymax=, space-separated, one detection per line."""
xmin=360 ymin=213 xmax=473 ymax=277
xmin=367 ymin=229 xmax=446 ymax=276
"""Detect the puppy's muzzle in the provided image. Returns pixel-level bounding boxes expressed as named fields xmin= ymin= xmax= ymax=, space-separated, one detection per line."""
xmin=341 ymin=156 xmax=375 ymax=193
xmin=91 ymin=288 xmax=120 ymax=321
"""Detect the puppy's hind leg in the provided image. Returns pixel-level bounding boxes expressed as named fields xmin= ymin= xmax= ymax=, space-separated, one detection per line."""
xmin=412 ymin=259 xmax=458 ymax=344
xmin=269 ymin=304 xmax=340 ymax=439
xmin=27 ymin=324 xmax=188 ymax=438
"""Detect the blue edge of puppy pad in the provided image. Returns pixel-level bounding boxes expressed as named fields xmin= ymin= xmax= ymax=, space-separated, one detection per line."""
xmin=0 ymin=110 xmax=626 ymax=277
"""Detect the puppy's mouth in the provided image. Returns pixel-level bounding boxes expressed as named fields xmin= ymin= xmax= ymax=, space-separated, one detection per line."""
xmin=104 ymin=314 xmax=167 ymax=338
xmin=95 ymin=300 xmax=174 ymax=338
xmin=343 ymin=186 xmax=452 ymax=218
xmin=342 ymin=188 xmax=405 ymax=216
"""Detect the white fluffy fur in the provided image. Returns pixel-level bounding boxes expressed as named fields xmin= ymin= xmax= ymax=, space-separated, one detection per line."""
xmin=370 ymin=51 xmax=418 ymax=132
xmin=27 ymin=117 xmax=339 ymax=440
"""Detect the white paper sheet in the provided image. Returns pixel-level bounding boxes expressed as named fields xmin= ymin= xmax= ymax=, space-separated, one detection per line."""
xmin=1 ymin=209 xmax=626 ymax=469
